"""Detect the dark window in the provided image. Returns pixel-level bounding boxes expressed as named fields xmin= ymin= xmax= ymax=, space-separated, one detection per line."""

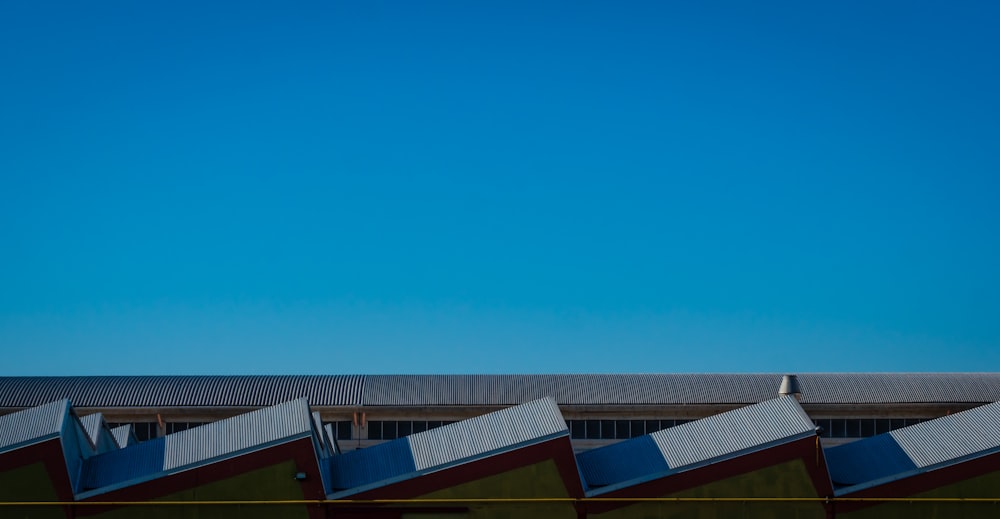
xmin=890 ymin=419 xmax=906 ymax=431
xmin=336 ymin=421 xmax=352 ymax=440
xmin=674 ymin=419 xmax=689 ymax=426
xmin=615 ymin=420 xmax=630 ymax=439
xmin=412 ymin=421 xmax=427 ymax=434
xmin=397 ymin=421 xmax=412 ymax=437
xmin=442 ymin=421 xmax=456 ymax=426
xmin=382 ymin=421 xmax=398 ymax=440
xmin=831 ymin=419 xmax=846 ymax=438
xmin=846 ymin=419 xmax=861 ymax=437
xmin=645 ymin=420 xmax=660 ymax=434
xmin=860 ymin=419 xmax=875 ymax=437
xmin=368 ymin=421 xmax=383 ymax=440
xmin=905 ymin=418 xmax=925 ymax=427
xmin=600 ymin=420 xmax=616 ymax=440
xmin=571 ymin=421 xmax=586 ymax=439
xmin=630 ymin=420 xmax=645 ymax=438
xmin=586 ymin=420 xmax=601 ymax=439
xmin=875 ymin=419 xmax=891 ymax=435
xmin=427 ymin=421 xmax=442 ymax=430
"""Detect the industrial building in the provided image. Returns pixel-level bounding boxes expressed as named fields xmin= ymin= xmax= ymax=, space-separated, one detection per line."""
xmin=1 ymin=373 xmax=999 ymax=517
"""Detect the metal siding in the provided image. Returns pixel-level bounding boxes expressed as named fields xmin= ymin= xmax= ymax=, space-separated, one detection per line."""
xmin=576 ymin=435 xmax=670 ymax=488
xmin=824 ymin=433 xmax=917 ymax=487
xmin=889 ymin=401 xmax=1000 ymax=469
xmin=0 ymin=400 xmax=68 ymax=453
xmin=407 ymin=397 xmax=567 ymax=471
xmin=0 ymin=375 xmax=364 ymax=407
xmin=80 ymin=437 xmax=166 ymax=491
xmin=325 ymin=438 xmax=416 ymax=491
xmin=3 ymin=374 xmax=1000 ymax=408
xmin=651 ymin=396 xmax=815 ymax=469
xmin=162 ymin=398 xmax=313 ymax=470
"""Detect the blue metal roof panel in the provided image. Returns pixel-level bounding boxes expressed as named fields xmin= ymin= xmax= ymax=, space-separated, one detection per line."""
xmin=0 ymin=400 xmax=68 ymax=453
xmin=889 ymin=401 xmax=1000 ymax=469
xmin=79 ymin=437 xmax=166 ymax=492
xmin=407 ymin=397 xmax=567 ymax=472
xmin=162 ymin=398 xmax=313 ymax=470
xmin=651 ymin=396 xmax=815 ymax=470
xmin=824 ymin=433 xmax=916 ymax=488
xmin=325 ymin=437 xmax=416 ymax=493
xmin=576 ymin=435 xmax=669 ymax=489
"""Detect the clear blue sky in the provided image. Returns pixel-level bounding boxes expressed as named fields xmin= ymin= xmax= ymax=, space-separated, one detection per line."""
xmin=1 ymin=1 xmax=998 ymax=375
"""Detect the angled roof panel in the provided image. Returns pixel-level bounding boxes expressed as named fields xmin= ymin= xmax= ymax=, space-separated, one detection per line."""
xmin=408 ymin=397 xmax=566 ymax=471
xmin=325 ymin=438 xmax=416 ymax=492
xmin=652 ymin=396 xmax=815 ymax=469
xmin=889 ymin=401 xmax=1000 ymax=469
xmin=825 ymin=433 xmax=915 ymax=488
xmin=162 ymin=398 xmax=313 ymax=470
xmin=0 ymin=400 xmax=68 ymax=453
xmin=578 ymin=397 xmax=817 ymax=494
xmin=824 ymin=401 xmax=1000 ymax=495
xmin=110 ymin=424 xmax=138 ymax=449
xmin=577 ymin=435 xmax=668 ymax=488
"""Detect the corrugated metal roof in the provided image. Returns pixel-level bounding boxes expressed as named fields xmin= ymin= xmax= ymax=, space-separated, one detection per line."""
xmin=2 ymin=374 xmax=1000 ymax=409
xmin=0 ymin=376 xmax=364 ymax=408
xmin=889 ymin=401 xmax=1000 ymax=469
xmin=576 ymin=435 xmax=669 ymax=489
xmin=823 ymin=401 xmax=1000 ymax=494
xmin=651 ymin=396 xmax=816 ymax=469
xmin=163 ymin=398 xmax=313 ymax=470
xmin=408 ymin=397 xmax=567 ymax=471
xmin=824 ymin=433 xmax=916 ymax=488
xmin=0 ymin=400 xmax=68 ymax=453
xmin=79 ymin=413 xmax=119 ymax=452
xmin=110 ymin=424 xmax=138 ymax=448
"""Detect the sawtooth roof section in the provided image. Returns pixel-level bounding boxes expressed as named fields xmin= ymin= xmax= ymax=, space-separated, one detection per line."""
xmin=326 ymin=397 xmax=569 ymax=498
xmin=2 ymin=373 xmax=1000 ymax=409
xmin=824 ymin=401 xmax=1000 ymax=495
xmin=577 ymin=396 xmax=817 ymax=495
xmin=78 ymin=398 xmax=316 ymax=498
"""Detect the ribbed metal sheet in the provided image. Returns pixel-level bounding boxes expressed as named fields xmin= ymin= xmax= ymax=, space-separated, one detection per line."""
xmin=408 ymin=397 xmax=567 ymax=472
xmin=163 ymin=398 xmax=313 ymax=470
xmin=0 ymin=400 xmax=68 ymax=453
xmin=0 ymin=376 xmax=364 ymax=407
xmin=80 ymin=438 xmax=166 ymax=491
xmin=362 ymin=373 xmax=1000 ymax=406
xmin=651 ymin=396 xmax=815 ymax=469
xmin=824 ymin=433 xmax=916 ymax=487
xmin=325 ymin=438 xmax=416 ymax=492
xmin=576 ymin=435 xmax=669 ymax=488
xmin=110 ymin=424 xmax=137 ymax=448
xmin=79 ymin=413 xmax=101 ymax=443
xmin=2 ymin=374 xmax=1000 ymax=409
xmin=890 ymin=401 xmax=1000 ymax=469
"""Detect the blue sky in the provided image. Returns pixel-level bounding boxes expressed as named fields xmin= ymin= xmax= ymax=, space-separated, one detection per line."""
xmin=1 ymin=1 xmax=998 ymax=375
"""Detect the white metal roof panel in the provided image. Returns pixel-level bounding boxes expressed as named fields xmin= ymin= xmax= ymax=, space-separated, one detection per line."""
xmin=163 ymin=398 xmax=313 ymax=470
xmin=651 ymin=396 xmax=815 ymax=469
xmin=407 ymin=397 xmax=567 ymax=472
xmin=0 ymin=400 xmax=68 ymax=453
xmin=889 ymin=400 xmax=1000 ymax=469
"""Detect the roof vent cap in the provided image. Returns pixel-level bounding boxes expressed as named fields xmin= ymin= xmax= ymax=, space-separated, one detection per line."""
xmin=778 ymin=375 xmax=802 ymax=401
